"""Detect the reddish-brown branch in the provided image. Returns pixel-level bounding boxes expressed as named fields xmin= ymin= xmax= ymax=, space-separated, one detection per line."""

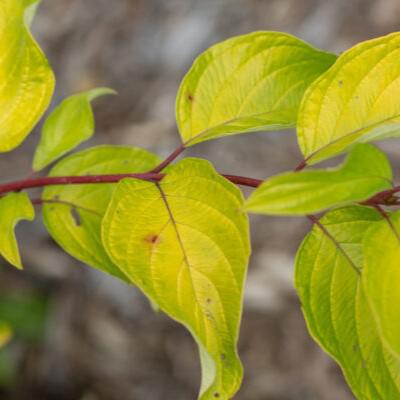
xmin=0 ymin=172 xmax=263 ymax=197
xmin=151 ymin=144 xmax=187 ymax=173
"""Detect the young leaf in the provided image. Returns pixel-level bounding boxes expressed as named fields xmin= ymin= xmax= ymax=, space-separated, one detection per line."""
xmin=246 ymin=144 xmax=392 ymax=216
xmin=0 ymin=0 xmax=55 ymax=152
xmin=42 ymin=146 xmax=160 ymax=281
xmin=176 ymin=31 xmax=336 ymax=146
xmin=0 ymin=192 xmax=35 ymax=269
xmin=295 ymin=206 xmax=400 ymax=399
xmin=298 ymin=32 xmax=400 ymax=165
xmin=363 ymin=210 xmax=400 ymax=359
xmin=101 ymin=158 xmax=251 ymax=400
xmin=33 ymin=88 xmax=116 ymax=171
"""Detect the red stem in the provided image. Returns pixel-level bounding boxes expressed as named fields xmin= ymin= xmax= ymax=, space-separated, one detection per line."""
xmin=0 ymin=172 xmax=263 ymax=196
xmin=151 ymin=144 xmax=186 ymax=173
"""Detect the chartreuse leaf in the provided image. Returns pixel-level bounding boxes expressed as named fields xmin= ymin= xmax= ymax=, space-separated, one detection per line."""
xmin=176 ymin=31 xmax=336 ymax=146
xmin=295 ymin=206 xmax=400 ymax=399
xmin=0 ymin=192 xmax=35 ymax=269
xmin=0 ymin=0 xmax=55 ymax=152
xmin=363 ymin=210 xmax=400 ymax=359
xmin=101 ymin=158 xmax=250 ymax=400
xmin=42 ymin=146 xmax=160 ymax=281
xmin=298 ymin=32 xmax=400 ymax=165
xmin=24 ymin=0 xmax=40 ymax=27
xmin=246 ymin=144 xmax=392 ymax=216
xmin=33 ymin=88 xmax=116 ymax=171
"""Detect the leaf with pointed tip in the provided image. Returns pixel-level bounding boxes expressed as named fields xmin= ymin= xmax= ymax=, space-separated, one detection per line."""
xmin=0 ymin=0 xmax=55 ymax=152
xmin=246 ymin=144 xmax=392 ymax=216
xmin=101 ymin=158 xmax=250 ymax=400
xmin=24 ymin=0 xmax=40 ymax=27
xmin=42 ymin=146 xmax=160 ymax=281
xmin=296 ymin=206 xmax=400 ymax=399
xmin=176 ymin=31 xmax=336 ymax=146
xmin=0 ymin=192 xmax=35 ymax=269
xmin=33 ymin=88 xmax=116 ymax=171
xmin=298 ymin=32 xmax=400 ymax=165
xmin=363 ymin=210 xmax=400 ymax=359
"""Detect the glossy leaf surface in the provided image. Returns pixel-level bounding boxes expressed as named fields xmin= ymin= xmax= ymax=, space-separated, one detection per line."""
xmin=0 ymin=0 xmax=55 ymax=152
xmin=176 ymin=31 xmax=336 ymax=146
xmin=296 ymin=206 xmax=400 ymax=399
xmin=298 ymin=32 xmax=400 ymax=164
xmin=33 ymin=88 xmax=115 ymax=171
xmin=0 ymin=192 xmax=35 ymax=269
xmin=246 ymin=144 xmax=392 ymax=215
xmin=42 ymin=146 xmax=160 ymax=281
xmin=102 ymin=158 xmax=251 ymax=399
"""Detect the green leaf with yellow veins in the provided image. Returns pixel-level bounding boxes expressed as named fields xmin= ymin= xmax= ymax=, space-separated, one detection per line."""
xmin=0 ymin=192 xmax=35 ymax=269
xmin=363 ymin=210 xmax=400 ymax=359
xmin=0 ymin=0 xmax=55 ymax=152
xmin=176 ymin=31 xmax=336 ymax=146
xmin=246 ymin=144 xmax=392 ymax=216
xmin=33 ymin=88 xmax=116 ymax=171
xmin=101 ymin=158 xmax=251 ymax=400
xmin=296 ymin=206 xmax=400 ymax=399
xmin=298 ymin=32 xmax=400 ymax=165
xmin=42 ymin=146 xmax=160 ymax=281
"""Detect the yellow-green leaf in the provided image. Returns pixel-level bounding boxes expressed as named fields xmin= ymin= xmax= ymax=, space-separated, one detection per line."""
xmin=363 ymin=210 xmax=400 ymax=359
xmin=0 ymin=322 xmax=12 ymax=349
xmin=298 ymin=32 xmax=400 ymax=165
xmin=33 ymin=88 xmax=116 ymax=171
xmin=0 ymin=192 xmax=35 ymax=269
xmin=0 ymin=0 xmax=55 ymax=152
xmin=101 ymin=158 xmax=250 ymax=399
xmin=246 ymin=144 xmax=392 ymax=216
xmin=42 ymin=145 xmax=160 ymax=281
xmin=296 ymin=206 xmax=400 ymax=399
xmin=176 ymin=31 xmax=336 ymax=146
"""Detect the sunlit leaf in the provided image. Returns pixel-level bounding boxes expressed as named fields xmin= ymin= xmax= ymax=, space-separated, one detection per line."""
xmin=33 ymin=87 xmax=116 ymax=171
xmin=176 ymin=31 xmax=336 ymax=146
xmin=0 ymin=192 xmax=35 ymax=269
xmin=246 ymin=144 xmax=392 ymax=215
xmin=42 ymin=146 xmax=160 ymax=281
xmin=0 ymin=323 xmax=12 ymax=349
xmin=298 ymin=32 xmax=400 ymax=165
xmin=363 ymin=210 xmax=400 ymax=359
xmin=296 ymin=206 xmax=400 ymax=399
xmin=0 ymin=0 xmax=55 ymax=152
xmin=102 ymin=158 xmax=250 ymax=399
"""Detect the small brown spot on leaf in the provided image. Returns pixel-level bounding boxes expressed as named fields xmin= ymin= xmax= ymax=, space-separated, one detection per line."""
xmin=338 ymin=80 xmax=344 ymax=86
xmin=213 ymin=393 xmax=220 ymax=398
xmin=220 ymin=353 xmax=226 ymax=361
xmin=145 ymin=234 xmax=160 ymax=245
xmin=206 ymin=298 xmax=212 ymax=304
xmin=186 ymin=92 xmax=194 ymax=102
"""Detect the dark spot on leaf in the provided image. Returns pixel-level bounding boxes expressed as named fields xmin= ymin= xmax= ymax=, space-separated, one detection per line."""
xmin=206 ymin=298 xmax=212 ymax=304
xmin=338 ymin=80 xmax=344 ymax=86
xmin=70 ymin=207 xmax=82 ymax=226
xmin=145 ymin=234 xmax=160 ymax=245
xmin=53 ymin=195 xmax=60 ymax=200
xmin=220 ymin=353 xmax=226 ymax=361
xmin=186 ymin=92 xmax=194 ymax=102
xmin=213 ymin=393 xmax=220 ymax=398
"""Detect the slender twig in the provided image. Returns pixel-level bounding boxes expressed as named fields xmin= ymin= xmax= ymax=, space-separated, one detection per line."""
xmin=0 ymin=172 xmax=263 ymax=197
xmin=151 ymin=144 xmax=186 ymax=173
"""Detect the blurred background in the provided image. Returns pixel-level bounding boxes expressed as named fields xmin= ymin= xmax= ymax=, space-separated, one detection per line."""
xmin=1 ymin=0 xmax=400 ymax=399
